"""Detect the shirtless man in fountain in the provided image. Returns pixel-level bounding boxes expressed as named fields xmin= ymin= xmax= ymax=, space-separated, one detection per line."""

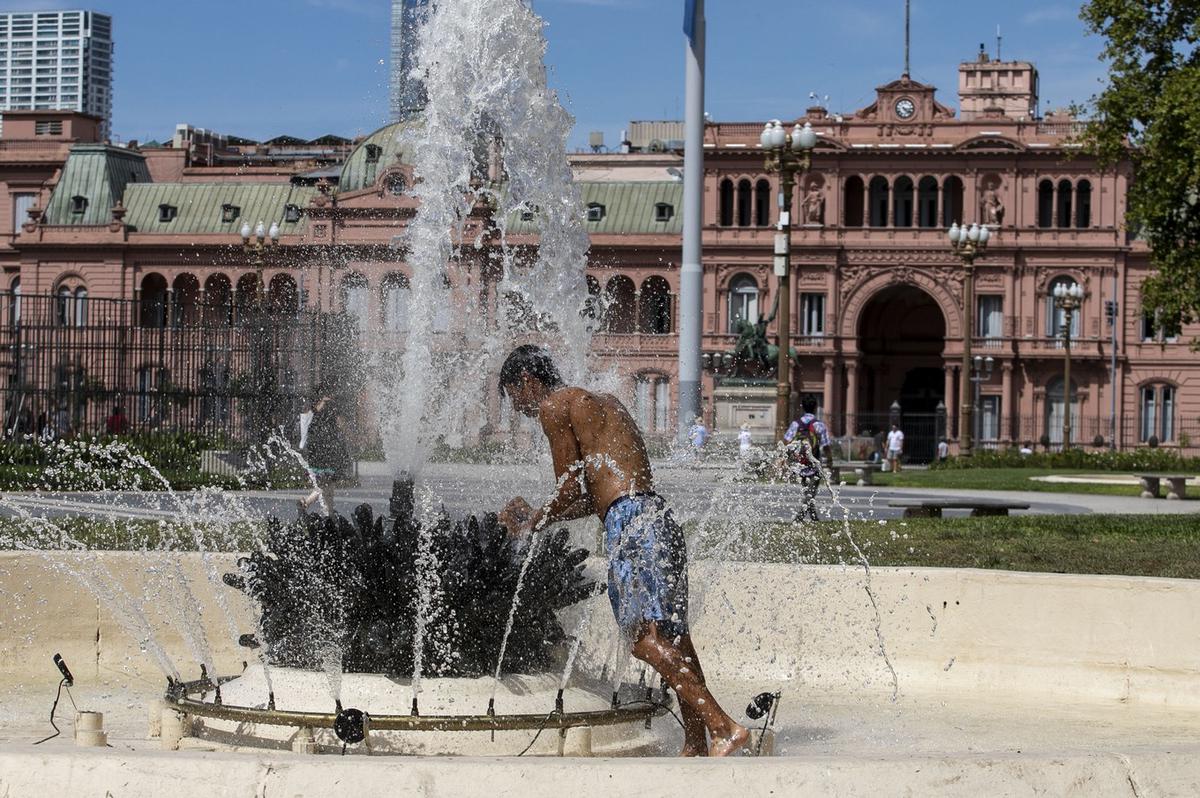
xmin=496 ymin=345 xmax=750 ymax=757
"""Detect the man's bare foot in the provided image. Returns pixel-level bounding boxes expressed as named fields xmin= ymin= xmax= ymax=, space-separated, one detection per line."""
xmin=708 ymin=724 xmax=751 ymax=757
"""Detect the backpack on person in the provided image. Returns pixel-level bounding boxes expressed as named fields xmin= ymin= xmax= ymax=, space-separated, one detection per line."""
xmin=784 ymin=415 xmax=823 ymax=475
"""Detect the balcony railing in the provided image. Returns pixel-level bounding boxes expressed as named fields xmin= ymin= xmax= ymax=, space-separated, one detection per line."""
xmin=592 ymin=332 xmax=679 ymax=354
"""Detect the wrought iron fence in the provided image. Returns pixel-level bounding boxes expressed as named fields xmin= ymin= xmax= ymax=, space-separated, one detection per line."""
xmin=0 ymin=292 xmax=364 ymax=451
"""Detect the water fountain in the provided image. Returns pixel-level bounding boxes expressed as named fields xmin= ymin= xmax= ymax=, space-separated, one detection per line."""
xmin=3 ymin=0 xmax=1200 ymax=789
xmin=161 ymin=477 xmax=669 ymax=756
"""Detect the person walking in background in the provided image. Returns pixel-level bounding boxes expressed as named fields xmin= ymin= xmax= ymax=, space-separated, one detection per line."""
xmin=105 ymin=404 xmax=128 ymax=436
xmin=886 ymin=423 xmax=905 ymax=473
xmin=688 ymin=415 xmax=709 ymax=461
xmin=936 ymin=438 xmax=949 ymax=462
xmin=298 ymin=395 xmax=350 ymax=515
xmin=737 ymin=423 xmax=753 ymax=459
xmin=784 ymin=395 xmax=832 ymax=522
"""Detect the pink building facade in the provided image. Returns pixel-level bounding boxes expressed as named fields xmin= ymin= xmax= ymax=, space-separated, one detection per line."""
xmin=0 ymin=53 xmax=1196 ymax=456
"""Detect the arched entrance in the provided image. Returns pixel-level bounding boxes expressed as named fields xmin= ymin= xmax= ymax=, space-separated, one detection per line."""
xmin=856 ymin=284 xmax=947 ymax=461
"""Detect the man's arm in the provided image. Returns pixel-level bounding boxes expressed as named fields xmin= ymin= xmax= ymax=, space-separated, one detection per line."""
xmin=527 ymin=394 xmax=594 ymax=532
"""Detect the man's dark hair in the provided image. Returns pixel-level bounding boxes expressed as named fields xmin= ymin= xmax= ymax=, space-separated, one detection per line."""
xmin=499 ymin=345 xmax=563 ymax=397
xmin=801 ymin=395 xmax=818 ymax=414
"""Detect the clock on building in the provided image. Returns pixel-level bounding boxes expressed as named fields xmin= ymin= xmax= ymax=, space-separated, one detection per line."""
xmin=895 ymin=98 xmax=916 ymax=119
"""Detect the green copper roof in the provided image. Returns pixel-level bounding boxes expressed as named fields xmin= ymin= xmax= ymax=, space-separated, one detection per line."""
xmin=507 ymin=181 xmax=684 ymax=235
xmin=337 ymin=120 xmax=421 ymax=195
xmin=121 ymin=183 xmax=317 ymax=235
xmin=45 ymin=144 xmax=152 ymax=226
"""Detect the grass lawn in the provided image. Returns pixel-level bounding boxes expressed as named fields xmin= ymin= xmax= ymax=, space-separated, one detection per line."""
xmin=0 ymin=516 xmax=259 ymax=552
xmin=5 ymin=513 xmax=1199 ymax=580
xmin=698 ymin=514 xmax=1200 ymax=579
xmin=869 ymin=467 xmax=1198 ymax=498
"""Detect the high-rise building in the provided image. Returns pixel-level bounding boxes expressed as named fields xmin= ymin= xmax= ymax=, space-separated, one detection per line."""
xmin=0 ymin=10 xmax=113 ymax=139
xmin=390 ymin=0 xmax=430 ymax=122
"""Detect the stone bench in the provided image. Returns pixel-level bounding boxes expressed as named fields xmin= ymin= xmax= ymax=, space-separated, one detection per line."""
xmin=887 ymin=499 xmax=1031 ymax=518
xmin=1137 ymin=474 xmax=1192 ymax=501
xmin=831 ymin=461 xmax=880 ymax=486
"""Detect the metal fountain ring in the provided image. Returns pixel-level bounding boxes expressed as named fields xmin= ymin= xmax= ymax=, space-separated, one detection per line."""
xmin=164 ymin=675 xmax=668 ymax=737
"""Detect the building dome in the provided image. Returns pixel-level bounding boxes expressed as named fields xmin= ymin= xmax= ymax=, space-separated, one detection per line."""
xmin=337 ymin=119 xmax=421 ymax=195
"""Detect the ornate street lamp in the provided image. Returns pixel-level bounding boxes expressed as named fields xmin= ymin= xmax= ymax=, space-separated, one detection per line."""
xmin=241 ymin=220 xmax=281 ymax=305
xmin=761 ymin=119 xmax=818 ymax=443
xmin=238 ymin=220 xmax=282 ymax=446
xmin=970 ymin=355 xmax=995 ymax=448
xmin=947 ymin=221 xmax=992 ymax=456
xmin=1053 ymin=282 xmax=1085 ymax=450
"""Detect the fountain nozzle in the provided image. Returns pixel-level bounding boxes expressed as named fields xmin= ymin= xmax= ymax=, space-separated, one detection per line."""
xmin=554 ymin=689 xmax=564 ymax=716
xmin=411 ymin=697 xmax=420 ymax=717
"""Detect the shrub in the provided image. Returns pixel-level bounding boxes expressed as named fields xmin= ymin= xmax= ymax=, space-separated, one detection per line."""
xmin=933 ymin=447 xmax=1200 ymax=472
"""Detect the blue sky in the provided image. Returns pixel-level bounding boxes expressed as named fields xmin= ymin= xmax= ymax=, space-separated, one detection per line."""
xmin=0 ymin=0 xmax=1108 ymax=149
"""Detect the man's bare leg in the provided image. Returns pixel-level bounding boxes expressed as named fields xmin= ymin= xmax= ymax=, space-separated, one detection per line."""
xmin=631 ymin=624 xmax=749 ymax=757
xmin=676 ymin=636 xmax=709 ymax=756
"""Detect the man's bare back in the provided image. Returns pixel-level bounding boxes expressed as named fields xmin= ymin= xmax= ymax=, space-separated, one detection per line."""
xmin=539 ymin=387 xmax=653 ymax=522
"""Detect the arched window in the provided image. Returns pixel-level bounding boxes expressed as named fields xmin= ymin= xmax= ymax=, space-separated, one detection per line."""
xmin=1037 ymin=180 xmax=1055 ymax=228
xmin=9 ymin=276 xmax=20 ymax=327
xmin=1140 ymin=384 xmax=1176 ymax=443
xmin=234 ymin=273 xmax=260 ymax=322
xmin=73 ymin=287 xmax=88 ymax=327
xmin=172 ymin=274 xmax=200 ymax=327
xmin=1056 ymin=180 xmax=1073 ymax=228
xmin=341 ymin=272 xmax=369 ymax=332
xmin=1044 ymin=376 xmax=1079 ymax=447
xmin=893 ymin=176 xmax=914 ymax=227
xmin=727 ymin=274 xmax=760 ymax=331
xmin=603 ymin=275 xmax=637 ymax=334
xmin=139 ymin=273 xmax=168 ymax=328
xmin=268 ymin=274 xmax=298 ymax=315
xmin=754 ymin=179 xmax=771 ymax=227
xmin=718 ymin=179 xmax=734 ymax=227
xmin=381 ymin=272 xmax=410 ymax=333
xmin=868 ymin=176 xmax=890 ymax=227
xmin=639 ymin=276 xmax=672 ymax=335
xmin=204 ymin=274 xmax=233 ymax=325
xmin=844 ymin=176 xmax=865 ymax=227
xmin=1075 ymin=180 xmax=1092 ymax=228
xmin=917 ymin=176 xmax=939 ymax=228
xmin=56 ymin=285 xmax=72 ymax=327
xmin=736 ymin=179 xmax=753 ymax=227
xmin=1046 ymin=276 xmax=1082 ymax=338
xmin=941 ymin=176 xmax=965 ymax=227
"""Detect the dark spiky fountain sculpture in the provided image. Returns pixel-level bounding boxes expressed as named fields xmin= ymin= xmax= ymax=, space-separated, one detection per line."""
xmin=223 ymin=477 xmax=595 ymax=677
xmin=162 ymin=477 xmax=667 ymax=757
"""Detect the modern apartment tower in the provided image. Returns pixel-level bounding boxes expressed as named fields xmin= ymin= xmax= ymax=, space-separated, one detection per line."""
xmin=390 ymin=0 xmax=430 ymax=122
xmin=0 ymin=10 xmax=113 ymax=139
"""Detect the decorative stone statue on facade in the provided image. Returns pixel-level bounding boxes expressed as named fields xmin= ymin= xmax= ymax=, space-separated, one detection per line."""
xmin=801 ymin=185 xmax=825 ymax=225
xmin=981 ymin=188 xmax=1005 ymax=226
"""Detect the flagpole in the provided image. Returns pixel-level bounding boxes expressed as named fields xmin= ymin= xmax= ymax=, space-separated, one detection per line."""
xmin=678 ymin=0 xmax=705 ymax=443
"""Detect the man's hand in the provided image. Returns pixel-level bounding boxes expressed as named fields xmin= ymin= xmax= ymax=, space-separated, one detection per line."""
xmin=499 ymin=497 xmax=534 ymax=536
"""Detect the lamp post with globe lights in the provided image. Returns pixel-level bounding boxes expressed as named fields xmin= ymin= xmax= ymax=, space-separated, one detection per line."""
xmin=241 ymin=220 xmax=281 ymax=306
xmin=760 ymin=119 xmax=818 ymax=442
xmin=1053 ymin=282 xmax=1085 ymax=449
xmin=238 ymin=219 xmax=282 ymax=444
xmin=947 ymin=221 xmax=991 ymax=456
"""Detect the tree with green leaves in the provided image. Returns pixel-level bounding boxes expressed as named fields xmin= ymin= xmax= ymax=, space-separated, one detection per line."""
xmin=1080 ymin=0 xmax=1200 ymax=340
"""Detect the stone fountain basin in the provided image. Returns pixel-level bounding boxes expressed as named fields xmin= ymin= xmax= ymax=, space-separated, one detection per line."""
xmin=4 ymin=551 xmax=1200 ymax=794
xmin=187 ymin=665 xmax=657 ymax=756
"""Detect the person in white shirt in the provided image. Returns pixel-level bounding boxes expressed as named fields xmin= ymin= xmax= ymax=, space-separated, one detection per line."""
xmin=737 ymin=423 xmax=753 ymax=458
xmin=886 ymin=424 xmax=905 ymax=473
xmin=936 ymin=439 xmax=949 ymax=462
